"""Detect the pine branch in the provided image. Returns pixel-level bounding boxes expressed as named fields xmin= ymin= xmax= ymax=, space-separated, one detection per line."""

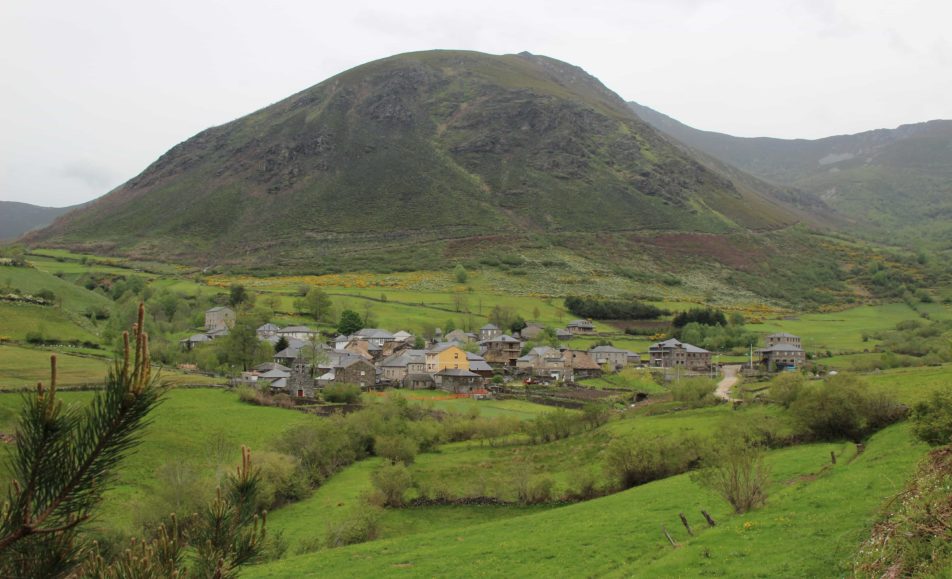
xmin=0 ymin=303 xmax=167 ymax=575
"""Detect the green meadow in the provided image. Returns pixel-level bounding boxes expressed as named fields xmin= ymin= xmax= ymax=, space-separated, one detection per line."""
xmin=246 ymin=425 xmax=925 ymax=578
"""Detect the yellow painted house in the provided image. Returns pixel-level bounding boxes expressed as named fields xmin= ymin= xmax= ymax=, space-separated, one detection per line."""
xmin=425 ymin=343 xmax=469 ymax=373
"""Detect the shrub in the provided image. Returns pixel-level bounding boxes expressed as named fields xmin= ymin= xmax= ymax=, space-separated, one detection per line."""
xmin=565 ymin=467 xmax=601 ymax=501
xmin=672 ymin=307 xmax=727 ymax=328
xmin=25 ymin=331 xmax=44 ymax=345
xmin=670 ymin=378 xmax=718 ymax=408
xmin=581 ymin=402 xmax=612 ymax=430
xmin=790 ymin=374 xmax=905 ymax=441
xmin=255 ymin=451 xmax=311 ymax=509
xmin=768 ymin=373 xmax=806 ymax=408
xmin=374 ymin=434 xmax=419 ymax=465
xmin=324 ymin=502 xmax=382 ymax=548
xmin=694 ymin=442 xmax=770 ymax=514
xmin=323 ymin=383 xmax=361 ymax=404
xmin=911 ymin=390 xmax=952 ymax=446
xmin=371 ymin=462 xmax=412 ymax=507
xmin=604 ymin=435 xmax=703 ymax=489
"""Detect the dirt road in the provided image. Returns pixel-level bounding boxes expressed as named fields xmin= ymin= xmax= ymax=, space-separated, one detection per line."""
xmin=715 ymin=364 xmax=741 ymax=401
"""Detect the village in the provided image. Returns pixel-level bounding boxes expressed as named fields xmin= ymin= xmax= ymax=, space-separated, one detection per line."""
xmin=184 ymin=305 xmax=807 ymax=400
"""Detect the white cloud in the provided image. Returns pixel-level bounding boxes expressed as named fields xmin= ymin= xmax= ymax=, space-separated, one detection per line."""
xmin=1 ymin=0 xmax=950 ymax=206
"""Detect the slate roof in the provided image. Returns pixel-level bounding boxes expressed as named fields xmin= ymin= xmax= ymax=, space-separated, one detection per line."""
xmin=206 ymin=306 xmax=233 ymax=313
xmin=567 ymin=319 xmax=594 ymax=328
xmin=650 ymin=339 xmax=709 ymax=354
xmin=767 ymin=332 xmax=799 ymax=339
xmin=257 ymin=323 xmax=281 ymax=332
xmin=468 ymin=360 xmax=494 ymax=373
xmin=480 ymin=323 xmax=500 ymax=331
xmin=254 ymin=362 xmax=290 ymax=372
xmin=258 ymin=369 xmax=291 ymax=379
xmin=589 ymin=345 xmax=628 ymax=354
xmin=436 ymin=368 xmax=481 ymax=377
xmin=280 ymin=325 xmax=317 ymax=333
xmin=356 ymin=328 xmax=394 ymax=339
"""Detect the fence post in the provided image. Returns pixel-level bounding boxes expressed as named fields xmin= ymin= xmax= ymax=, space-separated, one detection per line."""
xmin=679 ymin=512 xmax=694 ymax=536
xmin=701 ymin=510 xmax=716 ymax=527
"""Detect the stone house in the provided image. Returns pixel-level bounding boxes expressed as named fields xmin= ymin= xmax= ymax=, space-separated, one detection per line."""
xmin=766 ymin=332 xmax=802 ymax=348
xmin=354 ymin=328 xmax=396 ymax=349
xmin=379 ymin=349 xmax=425 ymax=383
xmin=278 ymin=325 xmax=320 ymax=341
xmin=180 ymin=333 xmax=212 ymax=351
xmin=562 ymin=349 xmax=602 ymax=380
xmin=757 ymin=343 xmax=806 ymax=371
xmin=204 ymin=306 xmax=235 ymax=332
xmin=519 ymin=322 xmax=545 ymax=340
xmin=566 ymin=319 xmax=595 ymax=335
xmin=479 ymin=323 xmax=502 ymax=341
xmin=517 ymin=346 xmax=567 ymax=380
xmin=480 ymin=334 xmax=522 ymax=367
xmin=589 ymin=345 xmax=630 ymax=370
xmin=435 ymin=369 xmax=484 ymax=393
xmin=444 ymin=329 xmax=477 ymax=343
xmin=648 ymin=338 xmax=711 ymax=371
xmin=466 ymin=352 xmax=494 ymax=378
xmin=256 ymin=323 xmax=281 ymax=340
xmin=335 ymin=358 xmax=377 ymax=388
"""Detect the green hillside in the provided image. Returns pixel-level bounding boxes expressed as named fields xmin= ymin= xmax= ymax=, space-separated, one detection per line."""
xmin=246 ymin=425 xmax=925 ymax=578
xmin=628 ymin=102 xmax=952 ymax=248
xmin=28 ymin=51 xmax=829 ymax=271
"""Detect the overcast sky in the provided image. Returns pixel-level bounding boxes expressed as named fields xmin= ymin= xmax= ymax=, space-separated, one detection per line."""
xmin=2 ymin=0 xmax=950 ymax=207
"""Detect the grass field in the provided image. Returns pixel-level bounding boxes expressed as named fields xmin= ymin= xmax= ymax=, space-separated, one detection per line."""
xmin=578 ymin=367 xmax=667 ymax=393
xmin=863 ymin=364 xmax=952 ymax=405
xmin=0 ymin=344 xmax=109 ymax=388
xmin=0 ymin=303 xmax=101 ymax=343
xmin=245 ymin=424 xmax=925 ymax=577
xmin=0 ymin=388 xmax=316 ymax=533
xmin=750 ymin=302 xmax=936 ymax=354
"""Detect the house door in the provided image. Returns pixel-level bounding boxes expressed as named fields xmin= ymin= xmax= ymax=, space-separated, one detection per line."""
xmin=297 ymin=389 xmax=304 ymax=397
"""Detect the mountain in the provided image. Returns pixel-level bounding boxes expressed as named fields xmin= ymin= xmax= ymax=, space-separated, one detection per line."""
xmin=628 ymin=102 xmax=952 ymax=247
xmin=27 ymin=50 xmax=832 ymax=270
xmin=0 ymin=201 xmax=79 ymax=241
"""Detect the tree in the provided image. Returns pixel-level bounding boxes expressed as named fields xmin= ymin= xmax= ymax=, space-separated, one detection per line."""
xmin=509 ymin=315 xmax=527 ymax=335
xmin=295 ymin=288 xmax=334 ymax=323
xmin=694 ymin=442 xmax=770 ymax=514
xmin=274 ymin=335 xmax=290 ymax=353
xmin=0 ymin=304 xmax=165 ymax=577
xmin=224 ymin=319 xmax=266 ymax=371
xmin=488 ymin=305 xmax=516 ymax=331
xmin=453 ymin=264 xmax=468 ymax=284
xmin=338 ymin=309 xmax=364 ymax=336
xmin=229 ymin=284 xmax=250 ymax=307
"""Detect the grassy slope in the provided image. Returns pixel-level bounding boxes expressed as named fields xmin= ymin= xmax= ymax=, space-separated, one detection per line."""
xmin=247 ymin=424 xmax=924 ymax=577
xmin=0 ymin=303 xmax=100 ymax=342
xmin=0 ymin=388 xmax=315 ymax=533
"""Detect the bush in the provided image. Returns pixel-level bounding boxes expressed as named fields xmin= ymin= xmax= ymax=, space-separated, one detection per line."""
xmin=25 ymin=331 xmax=44 ymax=345
xmin=911 ymin=390 xmax=952 ymax=446
xmin=604 ymin=435 xmax=704 ymax=489
xmin=694 ymin=442 xmax=770 ymax=514
xmin=670 ymin=378 xmax=718 ymax=408
xmin=581 ymin=402 xmax=612 ymax=430
xmin=767 ymin=373 xmax=805 ymax=408
xmin=323 ymin=383 xmax=361 ymax=404
xmin=565 ymin=467 xmax=601 ymax=501
xmin=374 ymin=434 xmax=419 ymax=465
xmin=255 ymin=451 xmax=311 ymax=509
xmin=324 ymin=502 xmax=382 ymax=548
xmin=371 ymin=462 xmax=412 ymax=507
xmin=790 ymin=375 xmax=905 ymax=441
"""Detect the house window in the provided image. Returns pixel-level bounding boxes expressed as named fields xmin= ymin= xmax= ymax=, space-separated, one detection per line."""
xmin=360 ymin=371 xmax=366 ymax=376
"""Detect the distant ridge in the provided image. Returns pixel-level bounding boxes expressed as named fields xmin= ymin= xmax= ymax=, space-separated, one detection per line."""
xmin=628 ymin=101 xmax=952 ymax=245
xmin=0 ymin=201 xmax=80 ymax=241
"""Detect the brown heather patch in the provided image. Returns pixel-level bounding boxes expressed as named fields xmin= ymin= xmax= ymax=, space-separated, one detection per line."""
xmin=630 ymin=233 xmax=762 ymax=271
